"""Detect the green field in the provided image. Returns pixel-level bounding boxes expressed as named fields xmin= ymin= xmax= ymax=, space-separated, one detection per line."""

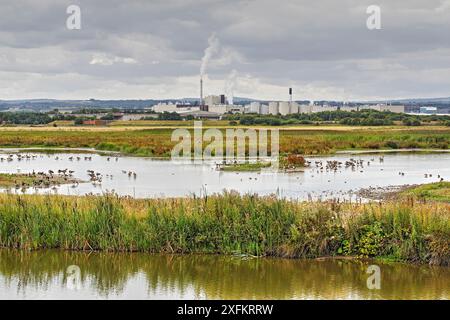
xmin=0 ymin=125 xmax=448 ymax=157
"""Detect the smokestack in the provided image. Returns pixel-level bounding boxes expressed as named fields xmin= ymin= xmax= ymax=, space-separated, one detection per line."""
xmin=200 ymin=77 xmax=203 ymax=106
xmin=289 ymin=87 xmax=293 ymax=104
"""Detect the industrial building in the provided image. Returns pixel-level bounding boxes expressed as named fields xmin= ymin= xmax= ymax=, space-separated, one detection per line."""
xmin=268 ymin=102 xmax=279 ymax=115
xmin=245 ymin=102 xmax=261 ymax=114
xmin=153 ymin=100 xmax=407 ymax=116
xmin=121 ymin=113 xmax=155 ymax=121
xmin=240 ymin=102 xmax=407 ymax=115
xmin=179 ymin=110 xmax=222 ymax=120
xmin=419 ymin=106 xmax=438 ymax=114
xmin=208 ymin=104 xmax=243 ymax=114
xmin=369 ymin=104 xmax=405 ymax=113
xmin=153 ymin=103 xmax=200 ymax=113
xmin=152 ymin=83 xmax=408 ymax=117
xmin=204 ymin=95 xmax=227 ymax=106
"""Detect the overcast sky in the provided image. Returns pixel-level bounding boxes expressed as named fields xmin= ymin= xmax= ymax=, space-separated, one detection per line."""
xmin=0 ymin=0 xmax=449 ymax=101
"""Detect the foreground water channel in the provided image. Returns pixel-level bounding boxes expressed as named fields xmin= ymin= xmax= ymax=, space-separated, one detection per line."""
xmin=0 ymin=249 xmax=448 ymax=300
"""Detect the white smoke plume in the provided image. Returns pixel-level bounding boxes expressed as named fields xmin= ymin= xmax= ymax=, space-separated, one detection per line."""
xmin=225 ymin=69 xmax=238 ymax=105
xmin=200 ymin=33 xmax=220 ymax=77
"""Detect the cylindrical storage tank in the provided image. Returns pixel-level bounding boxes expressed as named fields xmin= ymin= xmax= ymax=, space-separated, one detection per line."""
xmin=268 ymin=102 xmax=279 ymax=115
xmin=298 ymin=104 xmax=311 ymax=114
xmin=310 ymin=105 xmax=320 ymax=113
xmin=279 ymin=102 xmax=290 ymax=115
xmin=290 ymin=102 xmax=299 ymax=114
xmin=248 ymin=102 xmax=260 ymax=114
xmin=260 ymin=104 xmax=269 ymax=115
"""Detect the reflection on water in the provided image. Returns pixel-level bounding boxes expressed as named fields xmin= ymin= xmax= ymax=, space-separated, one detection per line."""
xmin=0 ymin=250 xmax=448 ymax=300
xmin=0 ymin=151 xmax=449 ymax=200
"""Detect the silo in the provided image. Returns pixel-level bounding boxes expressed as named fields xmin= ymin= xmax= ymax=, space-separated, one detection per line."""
xmin=260 ymin=104 xmax=269 ymax=115
xmin=299 ymin=104 xmax=311 ymax=114
xmin=279 ymin=102 xmax=290 ymax=115
xmin=268 ymin=102 xmax=279 ymax=115
xmin=290 ymin=102 xmax=299 ymax=114
xmin=248 ymin=102 xmax=261 ymax=114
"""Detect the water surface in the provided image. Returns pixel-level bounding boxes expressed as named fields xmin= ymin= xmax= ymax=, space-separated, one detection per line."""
xmin=0 ymin=151 xmax=449 ymax=200
xmin=0 ymin=250 xmax=448 ymax=300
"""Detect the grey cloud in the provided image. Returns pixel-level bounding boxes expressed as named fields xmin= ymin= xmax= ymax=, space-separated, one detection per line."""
xmin=0 ymin=0 xmax=449 ymax=100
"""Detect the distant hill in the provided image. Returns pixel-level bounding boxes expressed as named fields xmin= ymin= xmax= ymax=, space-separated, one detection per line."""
xmin=369 ymin=97 xmax=450 ymax=105
xmin=0 ymin=99 xmax=158 ymax=111
xmin=0 ymin=97 xmax=262 ymax=111
xmin=1 ymin=96 xmax=449 ymax=112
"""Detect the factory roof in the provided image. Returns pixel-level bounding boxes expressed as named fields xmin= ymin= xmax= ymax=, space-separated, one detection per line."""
xmin=179 ymin=110 xmax=222 ymax=119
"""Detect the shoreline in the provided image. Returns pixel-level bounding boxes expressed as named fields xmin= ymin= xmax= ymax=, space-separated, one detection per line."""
xmin=1 ymin=146 xmax=449 ymax=160
xmin=0 ymin=246 xmax=438 ymax=268
xmin=358 ymin=182 xmax=450 ymax=203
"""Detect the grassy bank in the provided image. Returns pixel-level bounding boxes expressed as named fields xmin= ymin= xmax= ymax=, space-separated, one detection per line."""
xmin=401 ymin=182 xmax=450 ymax=203
xmin=0 ymin=126 xmax=448 ymax=156
xmin=0 ymin=193 xmax=448 ymax=266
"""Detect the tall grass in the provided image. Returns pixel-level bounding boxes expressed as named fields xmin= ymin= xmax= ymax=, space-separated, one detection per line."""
xmin=0 ymin=193 xmax=448 ymax=265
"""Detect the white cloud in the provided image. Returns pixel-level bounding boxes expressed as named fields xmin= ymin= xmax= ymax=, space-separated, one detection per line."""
xmin=89 ymin=53 xmax=138 ymax=66
xmin=436 ymin=0 xmax=450 ymax=12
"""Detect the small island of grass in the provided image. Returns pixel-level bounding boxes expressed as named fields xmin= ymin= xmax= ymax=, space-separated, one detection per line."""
xmin=0 ymin=172 xmax=81 ymax=189
xmin=279 ymin=154 xmax=307 ymax=172
xmin=219 ymin=162 xmax=272 ymax=172
xmin=218 ymin=154 xmax=308 ymax=172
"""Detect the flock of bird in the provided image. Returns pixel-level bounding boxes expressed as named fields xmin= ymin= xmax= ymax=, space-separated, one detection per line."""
xmin=0 ymin=152 xmax=446 ymax=198
xmin=1 ymin=154 xmax=38 ymax=162
xmin=10 ymin=170 xmax=76 ymax=192
xmin=307 ymin=156 xmax=385 ymax=175
xmin=0 ymin=153 xmax=133 ymax=193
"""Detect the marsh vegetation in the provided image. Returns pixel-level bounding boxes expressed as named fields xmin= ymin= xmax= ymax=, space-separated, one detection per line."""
xmin=0 ymin=193 xmax=448 ymax=266
xmin=0 ymin=126 xmax=448 ymax=157
xmin=401 ymin=182 xmax=450 ymax=203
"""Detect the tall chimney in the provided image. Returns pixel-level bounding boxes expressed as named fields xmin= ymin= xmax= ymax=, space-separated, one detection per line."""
xmin=200 ymin=77 xmax=203 ymax=106
xmin=289 ymin=87 xmax=293 ymax=104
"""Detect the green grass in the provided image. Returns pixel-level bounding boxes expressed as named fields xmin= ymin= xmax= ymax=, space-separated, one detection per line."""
xmin=401 ymin=182 xmax=450 ymax=203
xmin=0 ymin=193 xmax=448 ymax=266
xmin=0 ymin=173 xmax=79 ymax=188
xmin=0 ymin=126 xmax=449 ymax=157
xmin=0 ymin=174 xmax=38 ymax=187
xmin=219 ymin=162 xmax=272 ymax=172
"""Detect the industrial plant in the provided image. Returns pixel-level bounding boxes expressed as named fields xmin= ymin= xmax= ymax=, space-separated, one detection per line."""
xmin=153 ymin=84 xmax=407 ymax=120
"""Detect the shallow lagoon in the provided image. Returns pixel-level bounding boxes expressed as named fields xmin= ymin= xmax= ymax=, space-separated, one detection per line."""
xmin=0 ymin=150 xmax=449 ymax=200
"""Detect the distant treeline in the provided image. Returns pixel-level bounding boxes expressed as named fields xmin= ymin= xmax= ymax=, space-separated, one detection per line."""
xmin=2 ymin=109 xmax=450 ymax=126
xmin=0 ymin=112 xmax=92 ymax=125
xmin=224 ymin=110 xmax=450 ymax=126
xmin=0 ymin=112 xmax=53 ymax=125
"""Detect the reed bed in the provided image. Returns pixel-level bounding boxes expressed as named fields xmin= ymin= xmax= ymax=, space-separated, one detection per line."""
xmin=0 ymin=193 xmax=448 ymax=266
